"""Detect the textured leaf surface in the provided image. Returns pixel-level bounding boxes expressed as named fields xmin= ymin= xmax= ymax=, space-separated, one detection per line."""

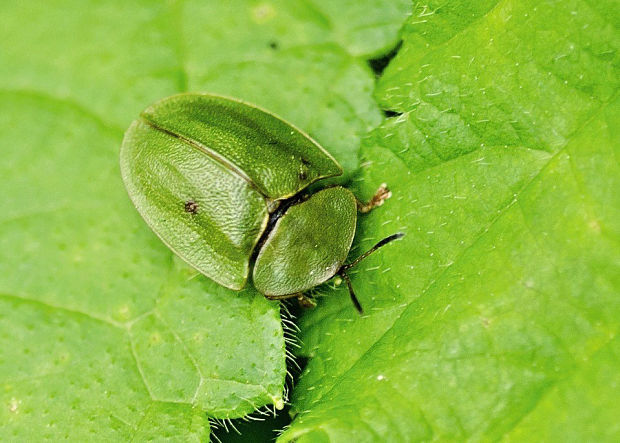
xmin=0 ymin=0 xmax=407 ymax=439
xmin=0 ymin=0 xmax=395 ymax=174
xmin=282 ymin=0 xmax=619 ymax=441
xmin=0 ymin=93 xmax=283 ymax=439
xmin=301 ymin=0 xmax=411 ymax=57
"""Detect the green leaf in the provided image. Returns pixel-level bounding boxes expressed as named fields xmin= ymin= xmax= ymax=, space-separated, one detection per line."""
xmin=298 ymin=0 xmax=411 ymax=57
xmin=0 ymin=0 xmax=385 ymax=174
xmin=0 ymin=0 xmax=404 ymax=439
xmin=0 ymin=92 xmax=284 ymax=439
xmin=282 ymin=0 xmax=619 ymax=441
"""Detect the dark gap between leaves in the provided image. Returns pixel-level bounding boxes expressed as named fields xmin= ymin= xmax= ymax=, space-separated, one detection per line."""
xmin=367 ymin=40 xmax=402 ymax=77
xmin=367 ymin=41 xmax=404 ymax=119
xmin=382 ymin=109 xmax=402 ymax=118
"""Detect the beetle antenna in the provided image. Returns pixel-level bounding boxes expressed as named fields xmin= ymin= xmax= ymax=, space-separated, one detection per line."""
xmin=341 ymin=232 xmax=404 ymax=272
xmin=339 ymin=271 xmax=363 ymax=314
xmin=338 ymin=233 xmax=404 ymax=315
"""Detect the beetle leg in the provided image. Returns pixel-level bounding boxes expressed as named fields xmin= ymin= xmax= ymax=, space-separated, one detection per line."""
xmin=264 ymin=293 xmax=316 ymax=309
xmin=263 ymin=293 xmax=302 ymax=301
xmin=338 ymin=271 xmax=363 ymax=314
xmin=296 ymin=294 xmax=316 ymax=309
xmin=356 ymin=183 xmax=392 ymax=213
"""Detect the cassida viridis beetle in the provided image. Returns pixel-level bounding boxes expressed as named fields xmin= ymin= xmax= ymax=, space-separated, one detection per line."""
xmin=120 ymin=93 xmax=403 ymax=313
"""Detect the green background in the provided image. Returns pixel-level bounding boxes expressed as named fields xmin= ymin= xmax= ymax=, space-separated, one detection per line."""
xmin=1 ymin=0 xmax=618 ymax=441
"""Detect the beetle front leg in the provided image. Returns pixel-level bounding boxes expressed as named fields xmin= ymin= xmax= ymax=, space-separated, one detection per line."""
xmin=356 ymin=183 xmax=392 ymax=214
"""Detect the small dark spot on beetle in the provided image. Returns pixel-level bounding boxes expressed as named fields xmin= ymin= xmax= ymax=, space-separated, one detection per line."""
xmin=184 ymin=200 xmax=199 ymax=214
xmin=268 ymin=40 xmax=279 ymax=50
xmin=383 ymin=109 xmax=403 ymax=118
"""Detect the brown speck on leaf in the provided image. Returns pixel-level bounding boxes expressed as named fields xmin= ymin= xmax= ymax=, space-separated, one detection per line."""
xmin=185 ymin=200 xmax=199 ymax=214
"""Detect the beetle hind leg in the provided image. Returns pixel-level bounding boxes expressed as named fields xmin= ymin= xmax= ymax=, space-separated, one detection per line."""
xmin=357 ymin=183 xmax=392 ymax=213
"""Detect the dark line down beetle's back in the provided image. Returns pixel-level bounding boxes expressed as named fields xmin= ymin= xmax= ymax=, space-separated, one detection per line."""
xmin=120 ymin=93 xmax=403 ymax=313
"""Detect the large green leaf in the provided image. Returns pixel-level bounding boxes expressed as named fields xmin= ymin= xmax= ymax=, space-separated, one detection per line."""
xmin=0 ymin=0 xmax=408 ymax=439
xmin=282 ymin=0 xmax=619 ymax=441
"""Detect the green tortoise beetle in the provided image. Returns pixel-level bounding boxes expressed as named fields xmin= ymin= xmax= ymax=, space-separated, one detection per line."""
xmin=120 ymin=93 xmax=402 ymax=313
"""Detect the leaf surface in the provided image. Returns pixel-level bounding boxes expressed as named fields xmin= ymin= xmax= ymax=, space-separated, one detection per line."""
xmin=0 ymin=92 xmax=284 ymax=439
xmin=282 ymin=0 xmax=620 ymax=440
